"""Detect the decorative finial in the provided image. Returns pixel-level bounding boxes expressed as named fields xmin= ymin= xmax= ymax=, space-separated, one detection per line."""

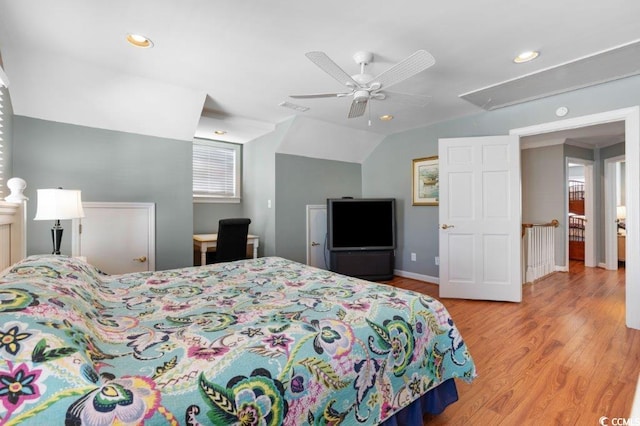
xmin=5 ymin=177 xmax=28 ymax=202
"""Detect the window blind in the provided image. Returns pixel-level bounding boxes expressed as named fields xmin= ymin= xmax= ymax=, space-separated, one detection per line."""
xmin=193 ymin=139 xmax=239 ymax=199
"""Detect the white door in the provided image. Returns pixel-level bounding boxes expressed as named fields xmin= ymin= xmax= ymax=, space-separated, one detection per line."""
xmin=438 ymin=135 xmax=522 ymax=302
xmin=72 ymin=202 xmax=155 ymax=274
xmin=306 ymin=204 xmax=328 ymax=269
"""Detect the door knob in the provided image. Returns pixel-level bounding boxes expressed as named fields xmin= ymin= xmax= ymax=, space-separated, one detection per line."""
xmin=311 ymin=242 xmax=320 ymax=247
xmin=133 ymin=256 xmax=147 ymax=262
xmin=441 ymin=224 xmax=455 ymax=229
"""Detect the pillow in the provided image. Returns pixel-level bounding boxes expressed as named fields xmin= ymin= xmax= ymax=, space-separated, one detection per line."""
xmin=1 ymin=255 xmax=105 ymax=287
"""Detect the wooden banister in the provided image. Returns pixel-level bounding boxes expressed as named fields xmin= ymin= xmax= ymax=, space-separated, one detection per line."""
xmin=521 ymin=219 xmax=559 ymax=237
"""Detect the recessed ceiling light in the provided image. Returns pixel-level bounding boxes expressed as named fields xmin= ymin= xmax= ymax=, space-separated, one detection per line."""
xmin=513 ymin=50 xmax=539 ymax=64
xmin=214 ymin=130 xmax=227 ymax=135
xmin=126 ymin=33 xmax=153 ymax=48
xmin=379 ymin=114 xmax=394 ymax=121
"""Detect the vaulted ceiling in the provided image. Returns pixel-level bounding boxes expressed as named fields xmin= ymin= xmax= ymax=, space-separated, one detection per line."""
xmin=1 ymin=0 xmax=639 ymax=146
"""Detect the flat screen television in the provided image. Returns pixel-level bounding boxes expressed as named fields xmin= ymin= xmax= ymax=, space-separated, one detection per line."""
xmin=327 ymin=198 xmax=396 ymax=251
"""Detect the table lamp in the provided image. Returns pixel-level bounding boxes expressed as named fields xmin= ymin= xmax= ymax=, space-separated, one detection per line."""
xmin=34 ymin=188 xmax=85 ymax=255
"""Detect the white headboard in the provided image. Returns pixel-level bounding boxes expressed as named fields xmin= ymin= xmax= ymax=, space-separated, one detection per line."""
xmin=0 ymin=177 xmax=28 ymax=269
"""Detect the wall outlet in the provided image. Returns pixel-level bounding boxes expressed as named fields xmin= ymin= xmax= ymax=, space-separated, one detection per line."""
xmin=435 ymin=256 xmax=440 ymax=265
xmin=411 ymin=252 xmax=416 ymax=261
xmin=267 ymin=199 xmax=272 ymax=208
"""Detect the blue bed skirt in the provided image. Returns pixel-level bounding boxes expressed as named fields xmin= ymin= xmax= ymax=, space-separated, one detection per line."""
xmin=380 ymin=378 xmax=459 ymax=426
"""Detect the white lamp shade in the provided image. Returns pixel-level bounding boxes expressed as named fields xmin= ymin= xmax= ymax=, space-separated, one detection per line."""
xmin=34 ymin=189 xmax=85 ymax=220
xmin=617 ymin=205 xmax=627 ymax=220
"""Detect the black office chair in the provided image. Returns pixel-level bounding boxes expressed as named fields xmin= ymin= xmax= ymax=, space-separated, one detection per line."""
xmin=207 ymin=218 xmax=252 ymax=263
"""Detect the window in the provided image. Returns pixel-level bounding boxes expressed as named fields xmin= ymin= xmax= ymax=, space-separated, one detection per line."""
xmin=193 ymin=138 xmax=241 ymax=203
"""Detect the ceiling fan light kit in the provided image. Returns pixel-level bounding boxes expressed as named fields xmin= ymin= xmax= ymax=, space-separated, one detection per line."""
xmin=290 ymin=49 xmax=435 ymax=122
xmin=353 ymin=90 xmax=370 ymax=103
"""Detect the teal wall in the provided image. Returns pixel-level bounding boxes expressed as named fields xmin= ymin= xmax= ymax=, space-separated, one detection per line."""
xmin=521 ymin=144 xmax=565 ymax=265
xmin=193 ymin=202 xmax=243 ymax=234
xmin=12 ymin=116 xmax=193 ymax=270
xmin=241 ymin=118 xmax=363 ymax=262
xmin=520 ymin=142 xmax=623 ymax=267
xmin=274 ymin=153 xmax=362 ymax=263
xmin=362 ymin=74 xmax=640 ymax=278
xmin=1 ymin=85 xmax=13 ymax=194
xmin=564 ymin=144 xmax=596 ymax=161
xmin=601 ymin=141 xmax=626 ymax=159
xmin=9 ymin=114 xmax=361 ymax=269
xmin=242 ymin=120 xmax=291 ymax=257
xmin=7 ymin=73 xmax=640 ymax=276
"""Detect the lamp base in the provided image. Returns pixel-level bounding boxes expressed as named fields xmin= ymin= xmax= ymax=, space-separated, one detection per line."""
xmin=51 ymin=220 xmax=63 ymax=255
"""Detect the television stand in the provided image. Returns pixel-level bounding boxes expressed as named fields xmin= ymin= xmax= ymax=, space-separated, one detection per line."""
xmin=329 ymin=250 xmax=395 ymax=281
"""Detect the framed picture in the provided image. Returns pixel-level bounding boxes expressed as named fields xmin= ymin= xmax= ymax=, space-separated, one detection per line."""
xmin=412 ymin=156 xmax=439 ymax=206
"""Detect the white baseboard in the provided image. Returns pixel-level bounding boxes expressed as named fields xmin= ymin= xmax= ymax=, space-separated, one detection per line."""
xmin=394 ymin=269 xmax=439 ymax=285
xmin=398 ymin=264 xmax=573 ymax=286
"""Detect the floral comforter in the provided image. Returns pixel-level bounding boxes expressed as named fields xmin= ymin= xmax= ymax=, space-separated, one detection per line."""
xmin=0 ymin=255 xmax=475 ymax=425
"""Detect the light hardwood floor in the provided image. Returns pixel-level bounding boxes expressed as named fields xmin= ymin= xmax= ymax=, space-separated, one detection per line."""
xmin=387 ymin=262 xmax=639 ymax=425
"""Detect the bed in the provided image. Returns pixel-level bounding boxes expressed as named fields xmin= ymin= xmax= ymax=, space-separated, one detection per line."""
xmin=568 ymin=179 xmax=584 ymax=210
xmin=568 ymin=214 xmax=585 ymax=261
xmin=0 ymin=199 xmax=475 ymax=425
xmin=568 ymin=180 xmax=585 ymax=261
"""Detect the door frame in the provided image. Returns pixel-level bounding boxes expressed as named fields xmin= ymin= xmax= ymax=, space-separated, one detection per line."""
xmin=604 ymin=155 xmax=625 ymax=270
xmin=438 ymin=135 xmax=522 ymax=302
xmin=566 ymin=157 xmax=596 ymax=268
xmin=71 ymin=202 xmax=156 ymax=271
xmin=305 ymin=204 xmax=327 ymax=268
xmin=511 ymin=106 xmax=639 ymax=329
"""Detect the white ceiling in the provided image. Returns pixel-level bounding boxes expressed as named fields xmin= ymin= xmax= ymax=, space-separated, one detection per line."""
xmin=1 ymin=0 xmax=640 ymax=145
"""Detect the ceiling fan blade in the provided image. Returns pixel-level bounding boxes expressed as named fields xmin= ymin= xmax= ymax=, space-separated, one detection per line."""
xmin=348 ymin=99 xmax=367 ymax=118
xmin=290 ymin=92 xmax=351 ymax=99
xmin=373 ymin=50 xmax=436 ymax=89
xmin=306 ymin=51 xmax=360 ymax=87
xmin=384 ymin=91 xmax=432 ymax=107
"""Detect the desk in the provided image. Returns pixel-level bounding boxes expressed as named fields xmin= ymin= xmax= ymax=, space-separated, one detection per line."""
xmin=193 ymin=234 xmax=260 ymax=266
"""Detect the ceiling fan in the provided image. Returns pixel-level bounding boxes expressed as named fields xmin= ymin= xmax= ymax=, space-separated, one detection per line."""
xmin=290 ymin=50 xmax=435 ymax=121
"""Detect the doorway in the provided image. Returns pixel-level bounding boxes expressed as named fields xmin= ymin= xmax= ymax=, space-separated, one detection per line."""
xmin=511 ymin=106 xmax=639 ymax=329
xmin=306 ymin=204 xmax=328 ymax=269
xmin=520 ymin=130 xmax=619 ymax=270
xmin=605 ymin=156 xmax=627 ymax=270
xmin=566 ymin=158 xmax=596 ymax=268
xmin=567 ymin=162 xmax=586 ymax=263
